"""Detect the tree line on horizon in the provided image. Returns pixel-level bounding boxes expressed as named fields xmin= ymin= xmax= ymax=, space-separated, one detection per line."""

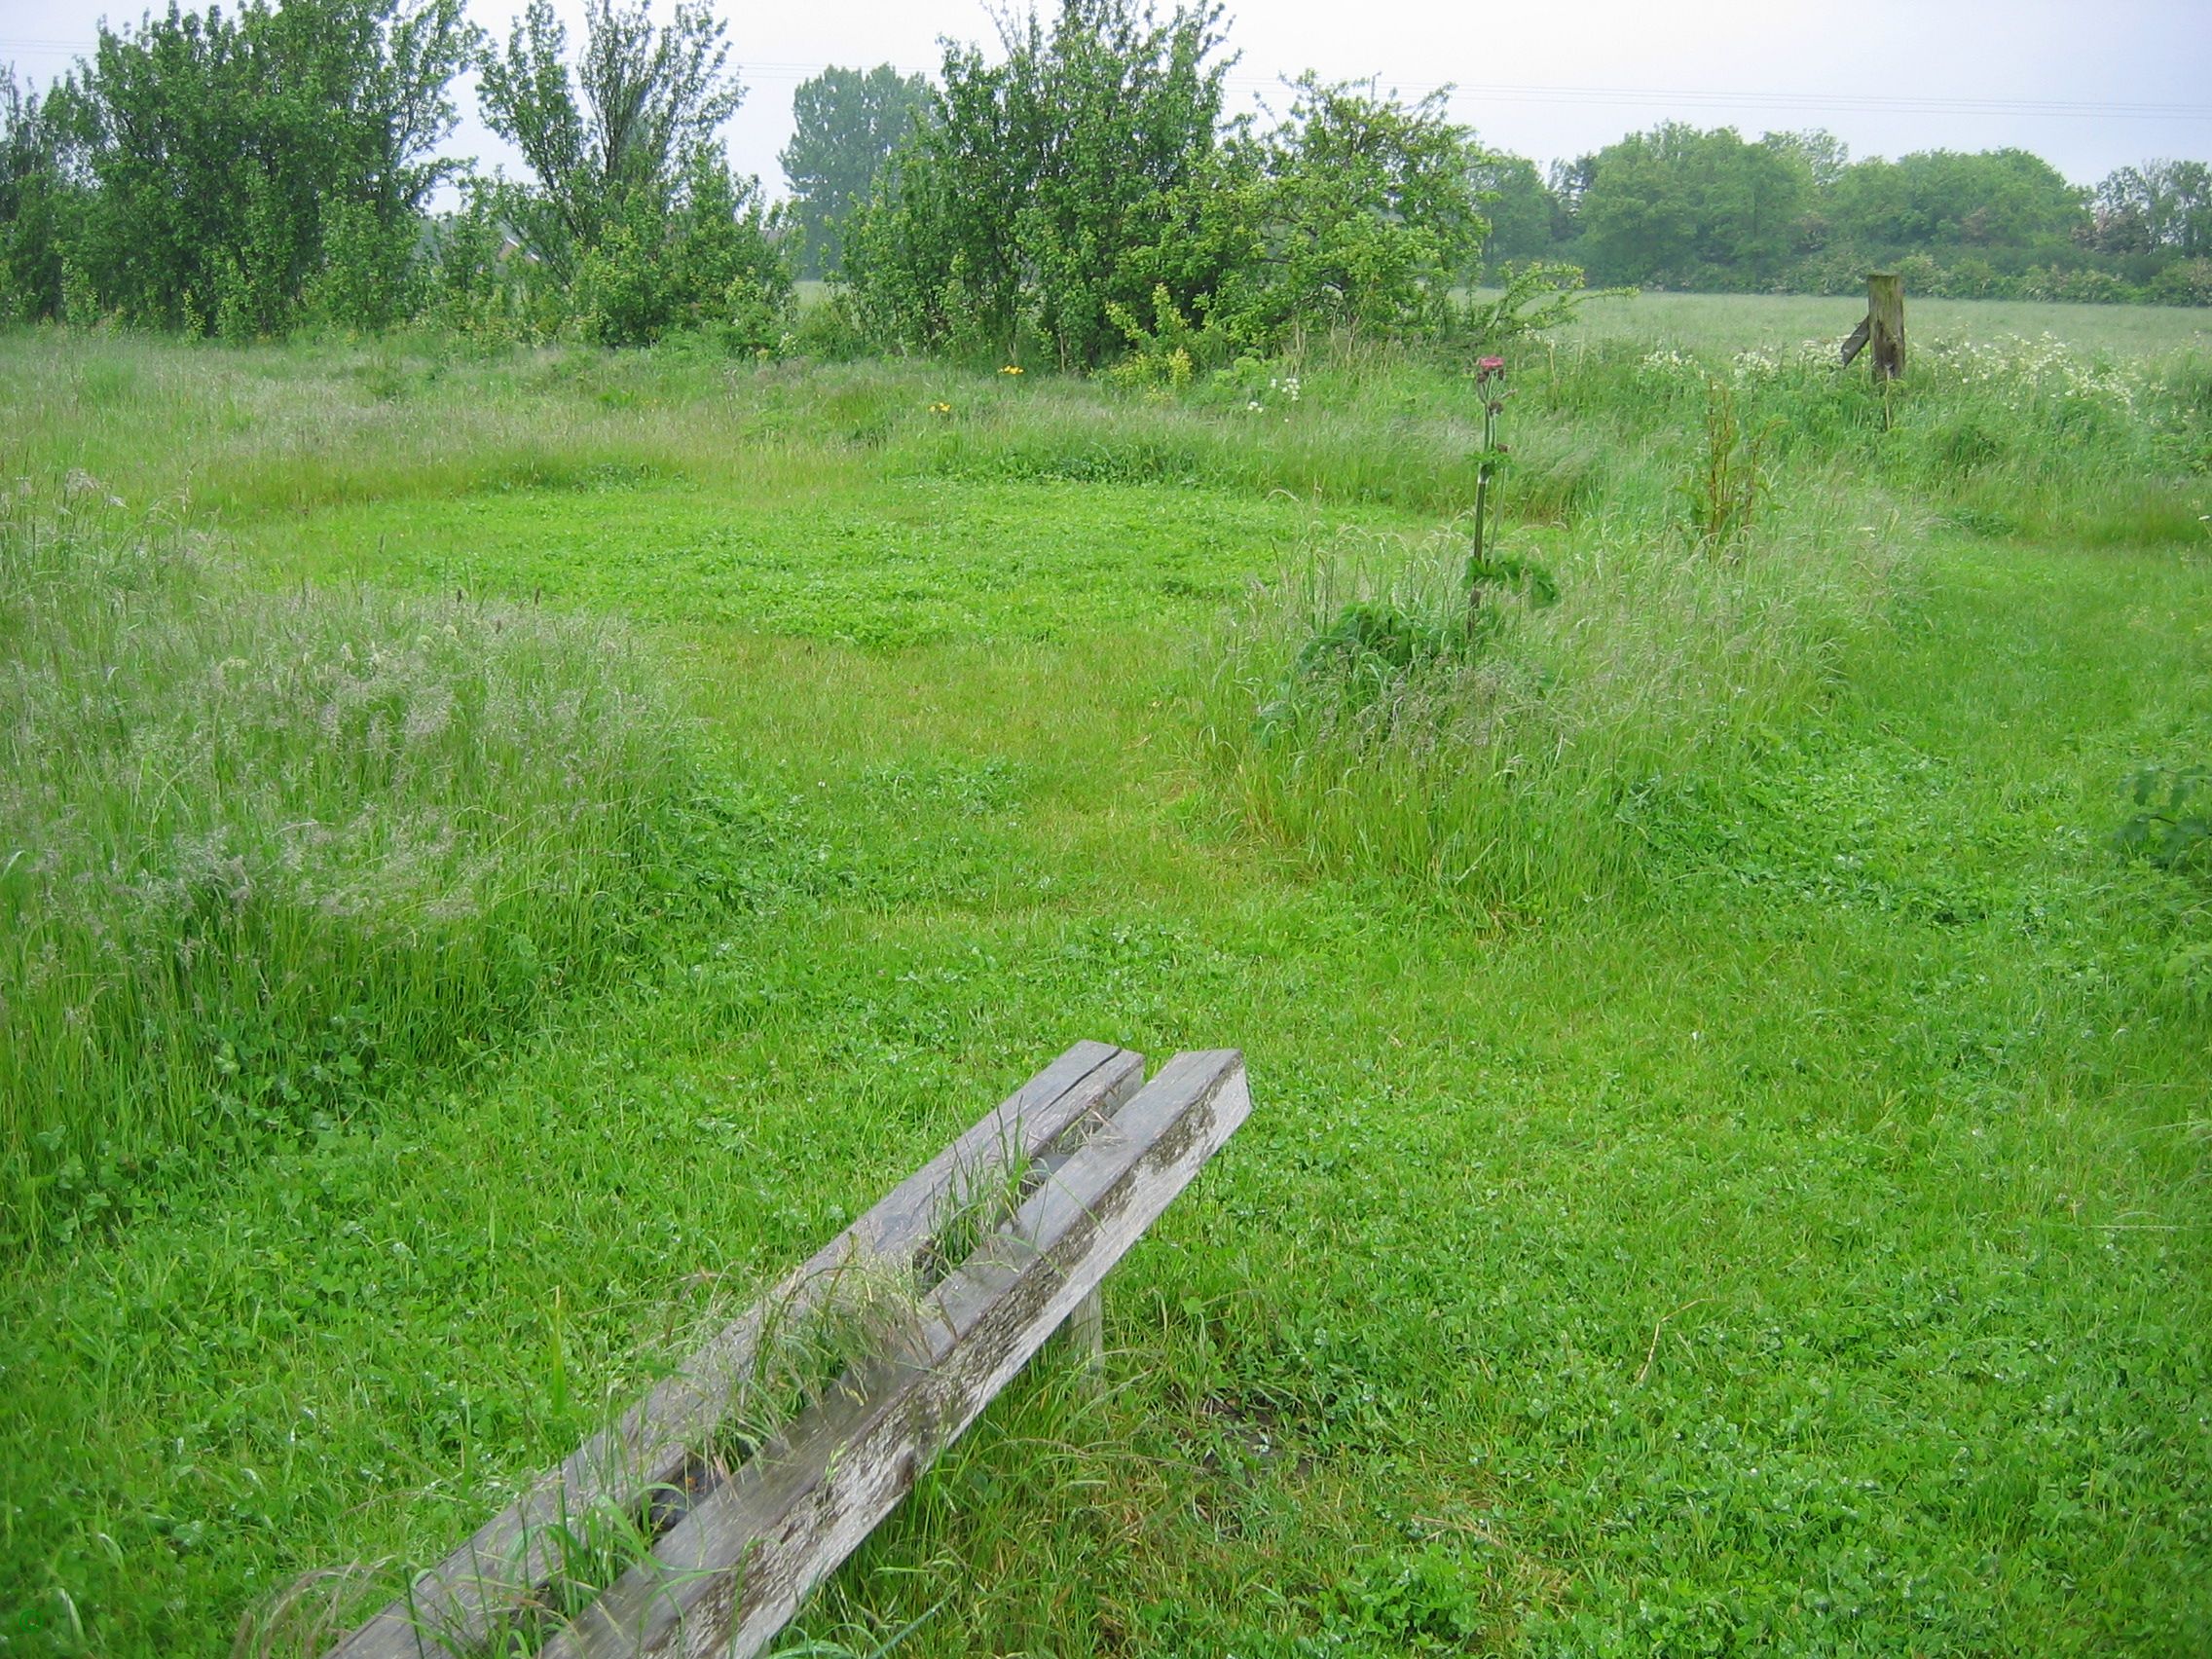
xmin=0 ymin=0 xmax=2206 ymax=356
xmin=1496 ymin=129 xmax=2210 ymax=308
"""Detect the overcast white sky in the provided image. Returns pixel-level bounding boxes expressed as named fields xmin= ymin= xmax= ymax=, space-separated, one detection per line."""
xmin=4 ymin=0 xmax=2209 ymax=195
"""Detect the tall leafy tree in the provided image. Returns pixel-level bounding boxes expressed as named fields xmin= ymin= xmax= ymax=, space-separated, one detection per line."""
xmin=1467 ymin=149 xmax=1554 ymax=268
xmin=0 ymin=70 xmax=73 ymax=320
xmin=1574 ymin=124 xmax=1813 ymax=286
xmin=779 ymin=64 xmax=928 ymax=277
xmin=2091 ymin=160 xmax=2212 ymax=258
xmin=476 ymin=0 xmax=744 ymax=274
xmin=846 ymin=0 xmax=1233 ymax=367
xmin=1830 ymin=149 xmax=2084 ymax=257
xmin=845 ymin=5 xmax=1497 ymax=363
xmin=477 ymin=0 xmax=786 ymax=343
xmin=1230 ymin=76 xmax=1487 ymax=340
xmin=55 ymin=0 xmax=474 ymax=332
xmin=1546 ymin=154 xmax=1595 ymax=242
xmin=1768 ymin=128 xmax=1850 ymax=191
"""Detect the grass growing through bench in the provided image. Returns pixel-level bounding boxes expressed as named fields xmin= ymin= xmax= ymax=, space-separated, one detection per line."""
xmin=0 ymin=311 xmax=2205 ymax=1656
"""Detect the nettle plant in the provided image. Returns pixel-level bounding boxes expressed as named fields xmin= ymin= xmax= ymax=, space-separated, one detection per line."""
xmin=1259 ymin=357 xmax=1557 ymax=738
xmin=1683 ymin=376 xmax=1779 ymax=556
xmin=2119 ymin=763 xmax=2212 ymax=1006
xmin=2120 ymin=764 xmax=2212 ymax=875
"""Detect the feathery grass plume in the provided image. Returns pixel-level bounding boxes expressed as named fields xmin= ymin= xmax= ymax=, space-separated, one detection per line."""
xmin=0 ymin=470 xmax=699 ymax=1251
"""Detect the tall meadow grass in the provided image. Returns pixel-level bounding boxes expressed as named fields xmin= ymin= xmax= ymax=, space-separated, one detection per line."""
xmin=1195 ymin=487 xmax=1910 ymax=913
xmin=0 ymin=469 xmax=697 ymax=1251
xmin=2 ymin=327 xmax=2198 ymax=982
xmin=1547 ymin=332 xmax=2209 ymax=544
xmin=1190 ymin=328 xmax=2203 ymax=911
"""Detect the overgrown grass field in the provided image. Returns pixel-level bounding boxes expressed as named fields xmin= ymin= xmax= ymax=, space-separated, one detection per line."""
xmin=1 ymin=300 xmax=2207 ymax=1656
xmin=1557 ymin=288 xmax=2212 ymax=355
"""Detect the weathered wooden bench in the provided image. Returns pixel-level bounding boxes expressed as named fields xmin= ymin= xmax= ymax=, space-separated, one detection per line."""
xmin=329 ymin=1041 xmax=1249 ymax=1659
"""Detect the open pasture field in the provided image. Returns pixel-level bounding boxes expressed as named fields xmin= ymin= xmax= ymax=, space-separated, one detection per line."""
xmin=1 ymin=300 xmax=2208 ymax=1656
xmin=816 ymin=282 xmax=2212 ymax=359
xmin=1558 ymin=288 xmax=2212 ymax=356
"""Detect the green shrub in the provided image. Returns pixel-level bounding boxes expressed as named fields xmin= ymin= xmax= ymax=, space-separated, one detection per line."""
xmin=2148 ymin=258 xmax=2212 ymax=307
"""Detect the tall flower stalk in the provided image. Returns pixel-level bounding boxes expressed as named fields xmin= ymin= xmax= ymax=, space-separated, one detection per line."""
xmin=1468 ymin=355 xmax=1508 ymax=628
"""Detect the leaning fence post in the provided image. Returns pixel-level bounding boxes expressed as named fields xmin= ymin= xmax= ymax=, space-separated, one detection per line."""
xmin=1838 ymin=272 xmax=1905 ymax=383
xmin=1866 ymin=272 xmax=1905 ymax=381
xmin=1842 ymin=273 xmax=1905 ymax=381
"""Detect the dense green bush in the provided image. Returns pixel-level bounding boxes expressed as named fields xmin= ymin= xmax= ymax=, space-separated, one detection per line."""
xmin=0 ymin=0 xmax=795 ymax=347
xmin=573 ymin=152 xmax=789 ymax=348
xmin=844 ymin=0 xmax=1237 ymax=368
xmin=842 ymin=2 xmax=1495 ymax=369
xmin=23 ymin=0 xmax=473 ymax=334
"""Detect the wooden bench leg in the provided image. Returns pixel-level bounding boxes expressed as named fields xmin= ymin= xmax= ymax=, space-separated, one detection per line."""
xmin=1067 ymin=1285 xmax=1105 ymax=1391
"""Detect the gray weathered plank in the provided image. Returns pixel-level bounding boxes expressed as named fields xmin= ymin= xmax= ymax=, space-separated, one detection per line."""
xmin=544 ymin=1049 xmax=1250 ymax=1659
xmin=332 ymin=1041 xmax=1144 ymax=1659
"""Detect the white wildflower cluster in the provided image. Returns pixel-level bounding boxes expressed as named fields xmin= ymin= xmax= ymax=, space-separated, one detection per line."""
xmin=1914 ymin=333 xmax=2145 ymax=417
xmin=1726 ymin=341 xmax=1838 ymax=387
xmin=1628 ymin=332 xmax=2182 ymax=444
xmin=1242 ymin=373 xmax=1302 ymax=416
xmin=1730 ymin=347 xmax=1781 ymax=384
xmin=1636 ymin=347 xmax=1699 ymax=387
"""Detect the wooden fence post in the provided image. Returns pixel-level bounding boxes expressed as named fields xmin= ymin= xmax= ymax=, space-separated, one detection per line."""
xmin=1866 ymin=272 xmax=1904 ymax=381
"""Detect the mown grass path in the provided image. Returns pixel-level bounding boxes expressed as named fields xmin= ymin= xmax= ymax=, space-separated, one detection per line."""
xmin=2 ymin=333 xmax=2206 ymax=1655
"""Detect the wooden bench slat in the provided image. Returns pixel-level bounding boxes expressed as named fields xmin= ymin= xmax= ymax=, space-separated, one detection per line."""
xmin=333 ymin=1041 xmax=1145 ymax=1659
xmin=543 ymin=1050 xmax=1250 ymax=1659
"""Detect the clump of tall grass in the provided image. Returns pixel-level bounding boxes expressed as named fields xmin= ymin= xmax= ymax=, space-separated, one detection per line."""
xmin=1197 ymin=481 xmax=1912 ymax=913
xmin=0 ymin=471 xmax=698 ymax=1251
xmin=1563 ymin=332 xmax=2210 ymax=546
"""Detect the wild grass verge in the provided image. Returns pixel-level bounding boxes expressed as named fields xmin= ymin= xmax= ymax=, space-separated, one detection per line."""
xmin=0 ymin=470 xmax=703 ymax=1252
xmin=1561 ymin=331 xmax=2210 ymax=546
xmin=5 ymin=327 xmax=2197 ymax=552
